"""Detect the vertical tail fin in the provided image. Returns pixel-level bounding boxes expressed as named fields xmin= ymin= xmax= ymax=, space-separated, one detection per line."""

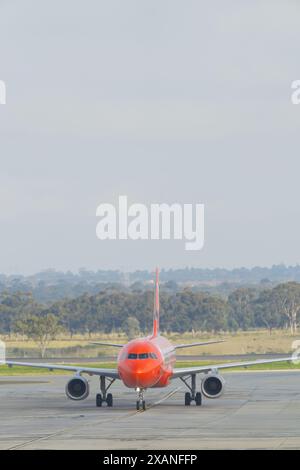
xmin=152 ymin=267 xmax=160 ymax=337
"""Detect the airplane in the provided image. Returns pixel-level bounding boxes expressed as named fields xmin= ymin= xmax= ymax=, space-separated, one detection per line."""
xmin=1 ymin=268 xmax=297 ymax=411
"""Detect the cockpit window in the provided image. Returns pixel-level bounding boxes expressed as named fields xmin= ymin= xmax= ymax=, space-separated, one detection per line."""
xmin=127 ymin=352 xmax=157 ymax=359
xmin=138 ymin=353 xmax=149 ymax=359
xmin=149 ymin=352 xmax=158 ymax=359
xmin=128 ymin=353 xmax=138 ymax=359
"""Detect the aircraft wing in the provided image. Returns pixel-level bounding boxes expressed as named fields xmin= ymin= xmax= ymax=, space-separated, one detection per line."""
xmin=174 ymin=340 xmax=225 ymax=350
xmin=1 ymin=360 xmax=120 ymax=379
xmin=172 ymin=356 xmax=296 ymax=379
xmin=89 ymin=342 xmax=124 ymax=348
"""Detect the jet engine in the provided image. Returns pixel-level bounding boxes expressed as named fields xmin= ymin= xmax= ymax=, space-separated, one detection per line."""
xmin=201 ymin=373 xmax=225 ymax=399
xmin=65 ymin=376 xmax=89 ymax=400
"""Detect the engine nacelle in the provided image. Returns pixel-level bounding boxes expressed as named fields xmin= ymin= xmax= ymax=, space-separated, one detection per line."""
xmin=201 ymin=373 xmax=225 ymax=399
xmin=65 ymin=376 xmax=89 ymax=401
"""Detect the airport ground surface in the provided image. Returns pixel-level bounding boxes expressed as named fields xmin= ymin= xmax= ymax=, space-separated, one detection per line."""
xmin=0 ymin=371 xmax=300 ymax=450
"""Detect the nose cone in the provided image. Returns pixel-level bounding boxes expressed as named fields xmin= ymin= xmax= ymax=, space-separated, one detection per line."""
xmin=118 ymin=361 xmax=162 ymax=388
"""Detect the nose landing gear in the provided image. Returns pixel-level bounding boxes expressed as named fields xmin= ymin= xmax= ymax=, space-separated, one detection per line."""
xmin=136 ymin=388 xmax=146 ymax=411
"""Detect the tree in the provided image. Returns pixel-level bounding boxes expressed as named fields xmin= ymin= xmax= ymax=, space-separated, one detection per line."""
xmin=271 ymin=282 xmax=300 ymax=335
xmin=197 ymin=294 xmax=228 ymax=332
xmin=253 ymin=289 xmax=282 ymax=335
xmin=0 ymin=291 xmax=40 ymax=336
xmin=14 ymin=314 xmax=62 ymax=358
xmin=122 ymin=316 xmax=140 ymax=340
xmin=228 ymin=288 xmax=257 ymax=330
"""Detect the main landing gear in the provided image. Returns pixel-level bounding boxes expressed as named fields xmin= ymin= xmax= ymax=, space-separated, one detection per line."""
xmin=180 ymin=374 xmax=202 ymax=406
xmin=96 ymin=376 xmax=115 ymax=407
xmin=136 ymin=388 xmax=146 ymax=411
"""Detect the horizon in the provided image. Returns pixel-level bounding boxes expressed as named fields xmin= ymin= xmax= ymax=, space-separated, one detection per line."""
xmin=1 ymin=262 xmax=300 ymax=278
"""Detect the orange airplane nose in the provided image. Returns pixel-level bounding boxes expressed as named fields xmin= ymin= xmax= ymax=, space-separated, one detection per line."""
xmin=118 ymin=361 xmax=161 ymax=388
xmin=135 ymin=368 xmax=157 ymax=388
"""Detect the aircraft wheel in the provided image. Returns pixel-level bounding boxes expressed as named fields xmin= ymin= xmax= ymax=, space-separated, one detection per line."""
xmin=185 ymin=392 xmax=191 ymax=406
xmin=107 ymin=393 xmax=113 ymax=407
xmin=195 ymin=392 xmax=202 ymax=406
xmin=96 ymin=393 xmax=102 ymax=407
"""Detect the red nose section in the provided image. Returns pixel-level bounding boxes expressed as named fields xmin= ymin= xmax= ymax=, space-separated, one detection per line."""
xmin=118 ymin=360 xmax=162 ymax=388
xmin=118 ymin=339 xmax=163 ymax=388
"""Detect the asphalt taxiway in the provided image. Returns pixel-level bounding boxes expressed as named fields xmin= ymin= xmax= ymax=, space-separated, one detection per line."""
xmin=0 ymin=371 xmax=300 ymax=450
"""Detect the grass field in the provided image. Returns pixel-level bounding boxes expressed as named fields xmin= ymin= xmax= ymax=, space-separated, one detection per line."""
xmin=0 ymin=329 xmax=299 ymax=375
xmin=1 ymin=329 xmax=299 ymax=357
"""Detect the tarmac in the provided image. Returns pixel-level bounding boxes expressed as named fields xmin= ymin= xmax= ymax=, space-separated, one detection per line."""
xmin=0 ymin=371 xmax=300 ymax=450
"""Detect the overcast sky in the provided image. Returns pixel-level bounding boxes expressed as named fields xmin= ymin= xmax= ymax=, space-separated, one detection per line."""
xmin=0 ymin=1 xmax=299 ymax=274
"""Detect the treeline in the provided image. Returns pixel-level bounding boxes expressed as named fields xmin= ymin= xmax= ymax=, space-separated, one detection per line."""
xmin=0 ymin=282 xmax=300 ymax=337
xmin=2 ymin=264 xmax=300 ymax=303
